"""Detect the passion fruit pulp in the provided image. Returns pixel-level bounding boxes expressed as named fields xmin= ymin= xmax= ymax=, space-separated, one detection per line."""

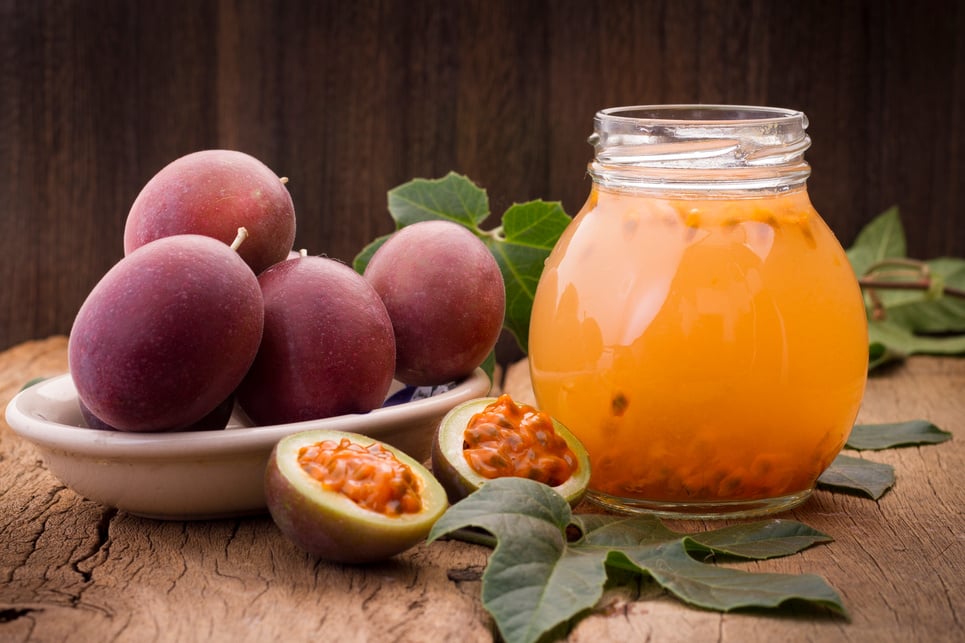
xmin=431 ymin=396 xmax=591 ymax=507
xmin=265 ymin=429 xmax=448 ymax=564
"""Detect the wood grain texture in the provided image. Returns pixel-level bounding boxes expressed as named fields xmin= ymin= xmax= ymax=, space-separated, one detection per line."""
xmin=1 ymin=338 xmax=962 ymax=642
xmin=2 ymin=0 xmax=964 ymax=354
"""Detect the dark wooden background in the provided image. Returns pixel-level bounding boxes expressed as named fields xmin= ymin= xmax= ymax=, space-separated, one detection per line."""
xmin=2 ymin=0 xmax=963 ymax=358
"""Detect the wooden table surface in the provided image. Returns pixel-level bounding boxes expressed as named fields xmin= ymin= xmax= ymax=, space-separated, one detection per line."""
xmin=1 ymin=336 xmax=963 ymax=642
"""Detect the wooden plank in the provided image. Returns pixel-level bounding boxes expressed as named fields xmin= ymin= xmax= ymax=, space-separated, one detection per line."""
xmin=2 ymin=1 xmax=964 ymax=352
xmin=1 ymin=338 xmax=962 ymax=641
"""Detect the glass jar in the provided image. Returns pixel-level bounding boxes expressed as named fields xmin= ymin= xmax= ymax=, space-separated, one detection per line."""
xmin=528 ymin=105 xmax=869 ymax=518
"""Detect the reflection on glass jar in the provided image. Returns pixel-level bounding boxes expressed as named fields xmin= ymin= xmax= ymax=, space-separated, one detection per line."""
xmin=529 ymin=105 xmax=868 ymax=518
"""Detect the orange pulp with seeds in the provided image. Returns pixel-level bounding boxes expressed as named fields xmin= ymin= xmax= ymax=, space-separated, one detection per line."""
xmin=463 ymin=393 xmax=577 ymax=486
xmin=529 ymin=187 xmax=868 ymax=511
xmin=297 ymin=438 xmax=423 ymax=516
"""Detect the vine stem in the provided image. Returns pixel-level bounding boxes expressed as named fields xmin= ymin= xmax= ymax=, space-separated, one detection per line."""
xmin=857 ymin=278 xmax=965 ymax=298
xmin=857 ymin=257 xmax=965 ymax=320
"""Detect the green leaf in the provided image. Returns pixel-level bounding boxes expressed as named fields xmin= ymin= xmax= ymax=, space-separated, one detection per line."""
xmin=846 ymin=206 xmax=906 ymax=276
xmin=868 ymin=336 xmax=907 ymax=370
xmin=479 ymin=350 xmax=496 ymax=385
xmin=876 ymin=258 xmax=965 ymax=333
xmin=570 ymin=514 xmax=682 ymax=550
xmin=353 ymin=173 xmax=489 ymax=273
xmin=817 ymin=454 xmax=895 ymax=499
xmin=352 ymin=233 xmax=391 ymax=273
xmin=483 ymin=201 xmax=571 ymax=353
xmin=19 ymin=376 xmax=48 ymax=392
xmin=613 ymin=543 xmax=845 ymax=614
xmin=428 ymin=479 xmax=602 ymax=643
xmin=683 ymin=520 xmax=833 ymax=559
xmin=845 ymin=207 xmax=965 ymax=369
xmin=429 ymin=478 xmax=844 ymax=643
xmin=571 ymin=515 xmax=830 ymax=561
xmin=869 ymin=319 xmax=965 ymax=363
xmin=387 ymin=172 xmax=491 ymax=228
xmin=846 ymin=420 xmax=952 ymax=450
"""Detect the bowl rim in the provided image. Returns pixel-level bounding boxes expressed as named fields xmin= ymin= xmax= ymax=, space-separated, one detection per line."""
xmin=5 ymin=370 xmax=492 ymax=461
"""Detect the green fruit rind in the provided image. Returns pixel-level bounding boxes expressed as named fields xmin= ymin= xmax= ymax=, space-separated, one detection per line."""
xmin=431 ymin=397 xmax=591 ymax=508
xmin=266 ymin=429 xmax=448 ymax=564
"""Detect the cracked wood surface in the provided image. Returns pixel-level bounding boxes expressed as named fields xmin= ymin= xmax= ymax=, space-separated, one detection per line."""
xmin=1 ymin=336 xmax=963 ymax=642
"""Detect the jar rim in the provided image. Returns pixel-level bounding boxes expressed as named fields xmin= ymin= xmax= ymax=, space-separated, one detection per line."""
xmin=597 ymin=104 xmax=805 ymax=125
xmin=589 ymin=104 xmax=811 ymax=193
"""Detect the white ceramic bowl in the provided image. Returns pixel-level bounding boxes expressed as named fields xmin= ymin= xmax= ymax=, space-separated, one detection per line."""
xmin=5 ymin=371 xmax=491 ymax=520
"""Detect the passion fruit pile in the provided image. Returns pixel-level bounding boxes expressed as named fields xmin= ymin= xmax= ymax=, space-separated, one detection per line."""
xmin=69 ymin=150 xmax=508 ymax=433
xmin=266 ymin=395 xmax=591 ymax=563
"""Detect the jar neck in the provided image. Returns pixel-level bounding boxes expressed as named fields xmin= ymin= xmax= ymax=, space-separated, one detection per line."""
xmin=587 ymin=105 xmax=812 ymax=194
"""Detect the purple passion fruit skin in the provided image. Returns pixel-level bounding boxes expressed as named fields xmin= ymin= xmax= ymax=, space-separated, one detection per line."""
xmin=238 ymin=255 xmax=396 ymax=426
xmin=124 ymin=149 xmax=296 ymax=275
xmin=265 ymin=430 xmax=448 ymax=564
xmin=68 ymin=234 xmax=264 ymax=432
xmin=363 ymin=220 xmax=506 ymax=386
xmin=431 ymin=397 xmax=591 ymax=508
xmin=79 ymin=396 xmax=236 ymax=432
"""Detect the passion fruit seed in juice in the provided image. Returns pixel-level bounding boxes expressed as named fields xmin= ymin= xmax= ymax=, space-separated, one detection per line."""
xmin=463 ymin=394 xmax=578 ymax=486
xmin=431 ymin=396 xmax=591 ymax=507
xmin=529 ymin=188 xmax=869 ymax=507
xmin=266 ymin=430 xmax=448 ymax=564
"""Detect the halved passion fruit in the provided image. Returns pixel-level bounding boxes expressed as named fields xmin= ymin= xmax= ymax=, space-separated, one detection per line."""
xmin=265 ymin=429 xmax=448 ymax=564
xmin=431 ymin=395 xmax=591 ymax=507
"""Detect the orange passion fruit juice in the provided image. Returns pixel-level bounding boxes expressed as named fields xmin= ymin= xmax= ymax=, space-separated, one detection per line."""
xmin=529 ymin=185 xmax=868 ymax=516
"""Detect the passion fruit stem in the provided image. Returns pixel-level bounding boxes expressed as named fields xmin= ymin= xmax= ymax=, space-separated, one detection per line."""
xmin=230 ymin=226 xmax=249 ymax=252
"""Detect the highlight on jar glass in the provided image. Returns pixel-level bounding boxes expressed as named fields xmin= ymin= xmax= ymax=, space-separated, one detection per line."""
xmin=528 ymin=105 xmax=869 ymax=519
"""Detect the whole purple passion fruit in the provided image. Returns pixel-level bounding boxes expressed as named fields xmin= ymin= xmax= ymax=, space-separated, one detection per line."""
xmin=68 ymin=234 xmax=264 ymax=432
xmin=363 ymin=220 xmax=505 ymax=386
xmin=124 ymin=149 xmax=296 ymax=275
xmin=238 ymin=255 xmax=396 ymax=425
